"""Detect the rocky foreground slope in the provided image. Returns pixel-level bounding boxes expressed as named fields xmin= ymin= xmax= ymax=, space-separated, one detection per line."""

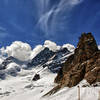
xmin=45 ymin=32 xmax=100 ymax=95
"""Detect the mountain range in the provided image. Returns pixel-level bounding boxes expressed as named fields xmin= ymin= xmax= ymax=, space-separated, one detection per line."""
xmin=0 ymin=33 xmax=100 ymax=100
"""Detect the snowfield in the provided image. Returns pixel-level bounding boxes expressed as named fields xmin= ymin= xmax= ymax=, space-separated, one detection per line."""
xmin=0 ymin=66 xmax=100 ymax=100
xmin=0 ymin=41 xmax=100 ymax=100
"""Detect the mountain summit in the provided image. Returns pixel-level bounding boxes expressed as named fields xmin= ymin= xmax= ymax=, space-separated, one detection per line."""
xmin=45 ymin=32 xmax=100 ymax=95
xmin=55 ymin=32 xmax=100 ymax=86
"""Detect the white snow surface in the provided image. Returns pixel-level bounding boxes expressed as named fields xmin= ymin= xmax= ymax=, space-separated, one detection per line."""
xmin=0 ymin=66 xmax=100 ymax=100
xmin=0 ymin=42 xmax=100 ymax=100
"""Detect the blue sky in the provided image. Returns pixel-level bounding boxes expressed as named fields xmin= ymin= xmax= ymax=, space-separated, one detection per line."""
xmin=0 ymin=0 xmax=100 ymax=47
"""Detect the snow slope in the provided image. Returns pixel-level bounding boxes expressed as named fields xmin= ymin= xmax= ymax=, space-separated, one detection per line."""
xmin=0 ymin=66 xmax=100 ymax=100
xmin=0 ymin=66 xmax=57 ymax=100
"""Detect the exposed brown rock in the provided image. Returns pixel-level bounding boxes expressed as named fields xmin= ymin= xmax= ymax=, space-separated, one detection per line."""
xmin=44 ymin=32 xmax=100 ymax=96
xmin=55 ymin=32 xmax=100 ymax=87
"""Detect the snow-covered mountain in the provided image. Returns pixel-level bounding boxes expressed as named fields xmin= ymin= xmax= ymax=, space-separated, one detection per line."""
xmin=28 ymin=47 xmax=73 ymax=73
xmin=0 ymin=40 xmax=76 ymax=100
xmin=0 ymin=40 xmax=75 ymax=79
xmin=0 ymin=39 xmax=100 ymax=100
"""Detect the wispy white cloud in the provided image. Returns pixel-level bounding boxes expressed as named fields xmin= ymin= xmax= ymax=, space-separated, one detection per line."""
xmin=35 ymin=0 xmax=83 ymax=38
xmin=36 ymin=9 xmax=54 ymax=37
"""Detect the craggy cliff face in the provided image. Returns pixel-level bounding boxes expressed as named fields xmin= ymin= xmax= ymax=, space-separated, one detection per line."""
xmin=55 ymin=33 xmax=100 ymax=87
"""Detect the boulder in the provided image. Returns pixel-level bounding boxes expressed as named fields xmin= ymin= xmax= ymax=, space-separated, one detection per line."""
xmin=32 ymin=74 xmax=40 ymax=81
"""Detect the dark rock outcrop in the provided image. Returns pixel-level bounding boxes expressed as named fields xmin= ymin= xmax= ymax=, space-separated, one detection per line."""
xmin=43 ymin=47 xmax=71 ymax=73
xmin=32 ymin=74 xmax=40 ymax=81
xmin=28 ymin=47 xmax=71 ymax=73
xmin=27 ymin=47 xmax=55 ymax=67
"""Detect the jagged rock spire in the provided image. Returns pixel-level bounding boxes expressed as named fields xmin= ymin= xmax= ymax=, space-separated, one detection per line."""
xmin=73 ymin=32 xmax=98 ymax=63
xmin=54 ymin=32 xmax=100 ymax=88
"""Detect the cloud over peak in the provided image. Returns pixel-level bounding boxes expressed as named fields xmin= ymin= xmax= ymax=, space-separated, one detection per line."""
xmin=5 ymin=41 xmax=32 ymax=61
xmin=0 ymin=40 xmax=75 ymax=62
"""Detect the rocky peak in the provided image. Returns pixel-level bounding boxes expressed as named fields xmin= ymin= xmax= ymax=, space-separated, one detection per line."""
xmin=75 ymin=32 xmax=98 ymax=62
xmin=55 ymin=33 xmax=100 ymax=86
xmin=27 ymin=46 xmax=71 ymax=72
xmin=45 ymin=33 xmax=100 ymax=95
xmin=62 ymin=33 xmax=99 ymax=75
